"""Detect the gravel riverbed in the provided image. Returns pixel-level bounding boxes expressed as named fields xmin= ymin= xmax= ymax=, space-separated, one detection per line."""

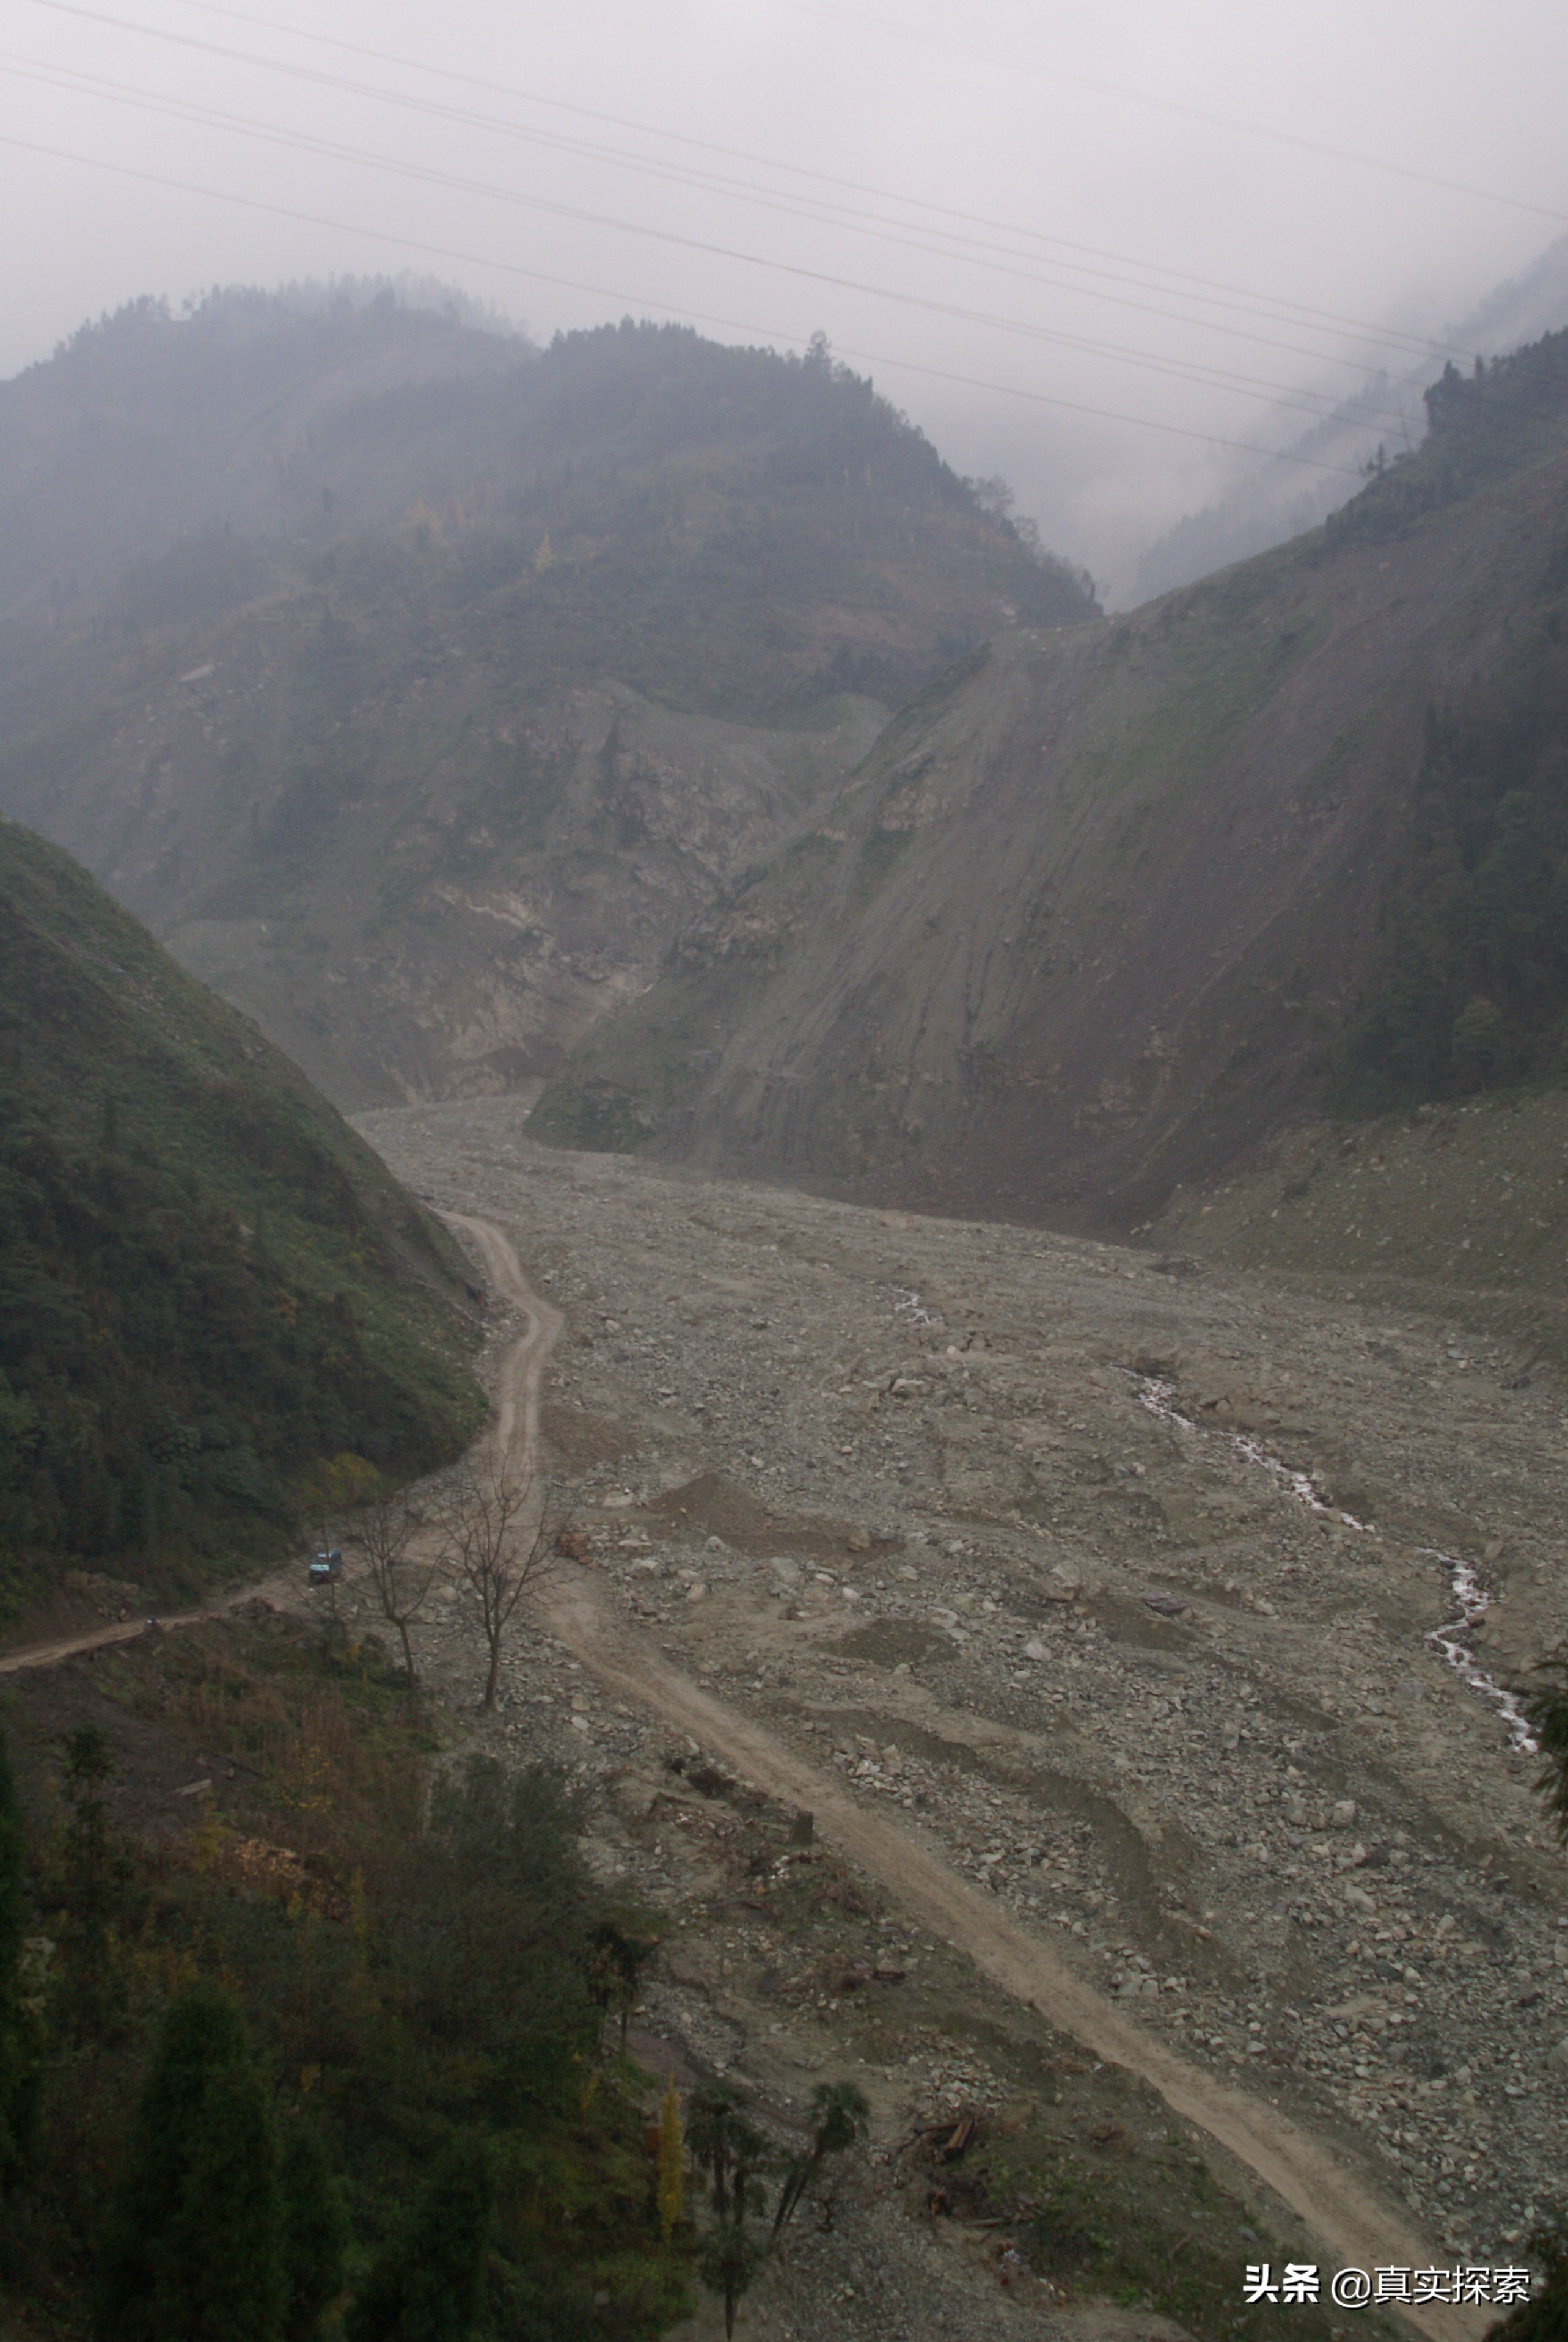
xmin=353 ymin=1099 xmax=1568 ymax=2319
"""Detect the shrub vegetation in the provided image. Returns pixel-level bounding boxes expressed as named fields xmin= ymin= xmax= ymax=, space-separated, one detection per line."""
xmin=0 ymin=1615 xmax=689 ymax=2338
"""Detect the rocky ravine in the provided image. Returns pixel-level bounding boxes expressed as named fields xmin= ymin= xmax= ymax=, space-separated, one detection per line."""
xmin=349 ymin=1098 xmax=1568 ymax=2333
xmin=532 ymin=378 xmax=1568 ymax=1234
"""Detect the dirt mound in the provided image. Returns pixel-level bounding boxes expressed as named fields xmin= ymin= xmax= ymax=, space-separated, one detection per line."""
xmin=647 ymin=1469 xmax=881 ymax=1563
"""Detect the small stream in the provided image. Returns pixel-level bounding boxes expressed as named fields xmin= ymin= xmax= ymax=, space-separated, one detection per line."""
xmin=893 ymin=1287 xmax=936 ymax=1327
xmin=1132 ymin=1376 xmax=1537 ymax=1755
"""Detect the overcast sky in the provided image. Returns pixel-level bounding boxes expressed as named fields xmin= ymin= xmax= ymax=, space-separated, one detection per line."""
xmin=4 ymin=0 xmax=1567 ymax=595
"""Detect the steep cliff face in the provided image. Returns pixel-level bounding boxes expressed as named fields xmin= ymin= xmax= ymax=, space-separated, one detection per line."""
xmin=533 ymin=334 xmax=1568 ymax=1231
xmin=0 ymin=300 xmax=1093 ymax=1103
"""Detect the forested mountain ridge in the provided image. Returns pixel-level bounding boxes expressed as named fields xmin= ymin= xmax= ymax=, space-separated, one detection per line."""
xmin=0 ymin=818 xmax=483 ymax=1623
xmin=532 ymin=328 xmax=1568 ymax=1235
xmin=0 ymin=291 xmax=1095 ymax=1105
xmin=0 ymin=282 xmax=520 ymax=638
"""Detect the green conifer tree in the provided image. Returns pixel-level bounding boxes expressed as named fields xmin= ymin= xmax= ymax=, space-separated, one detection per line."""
xmin=162 ymin=2058 xmax=285 ymax=2341
xmin=280 ymin=2118 xmax=351 ymax=2342
xmin=94 ymin=1988 xmax=284 ymax=2342
xmin=346 ymin=2134 xmax=494 ymax=2342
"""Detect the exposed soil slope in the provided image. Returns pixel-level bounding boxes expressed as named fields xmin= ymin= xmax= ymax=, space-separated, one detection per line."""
xmin=1138 ymin=1089 xmax=1568 ymax=1381
xmin=533 ymin=338 xmax=1568 ymax=1236
xmin=0 ymin=295 xmax=1093 ymax=1103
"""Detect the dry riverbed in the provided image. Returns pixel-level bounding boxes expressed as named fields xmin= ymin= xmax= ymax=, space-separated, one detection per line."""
xmin=350 ymin=1098 xmax=1568 ymax=2336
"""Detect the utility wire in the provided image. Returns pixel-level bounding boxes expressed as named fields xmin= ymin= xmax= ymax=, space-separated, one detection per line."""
xmin=783 ymin=0 xmax=1568 ymax=232
xmin=0 ymin=129 xmax=1369 ymax=478
xmin=23 ymin=0 xmax=1482 ymax=370
xmin=0 ymin=50 xmax=1423 ymax=433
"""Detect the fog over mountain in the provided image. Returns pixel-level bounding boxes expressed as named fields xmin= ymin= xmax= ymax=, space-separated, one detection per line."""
xmin=3 ymin=0 xmax=1566 ymax=600
xmin=0 ymin=287 xmax=1090 ymax=1105
xmin=1133 ymin=231 xmax=1568 ymax=602
xmin=9 ymin=12 xmax=1568 ymax=2337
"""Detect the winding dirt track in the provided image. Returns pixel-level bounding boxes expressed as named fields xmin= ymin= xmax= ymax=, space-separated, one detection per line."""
xmin=449 ymin=1208 xmax=1491 ymax=2342
xmin=0 ymin=1205 xmax=1490 ymax=2339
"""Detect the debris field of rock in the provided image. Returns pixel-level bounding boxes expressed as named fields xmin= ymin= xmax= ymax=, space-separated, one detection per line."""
xmin=354 ymin=1097 xmax=1568 ymax=2309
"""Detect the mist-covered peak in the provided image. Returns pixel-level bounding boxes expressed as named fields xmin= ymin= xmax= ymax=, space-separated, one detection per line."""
xmin=1132 ymin=234 xmax=1568 ymax=604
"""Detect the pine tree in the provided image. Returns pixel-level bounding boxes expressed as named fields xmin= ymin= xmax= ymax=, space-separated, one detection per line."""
xmin=161 ymin=2058 xmax=285 ymax=2341
xmin=280 ymin=2118 xmax=351 ymax=2342
xmin=94 ymin=1989 xmax=284 ymax=2342
xmin=346 ymin=2133 xmax=494 ymax=2342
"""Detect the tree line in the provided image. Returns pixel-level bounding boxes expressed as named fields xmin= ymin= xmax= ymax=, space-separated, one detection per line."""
xmin=0 ymin=1483 xmax=876 ymax=2339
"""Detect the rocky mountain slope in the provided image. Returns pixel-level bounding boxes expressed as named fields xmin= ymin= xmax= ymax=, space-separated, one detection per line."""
xmin=0 ymin=290 xmax=1093 ymax=1103
xmin=532 ymin=329 xmax=1568 ymax=1239
xmin=0 ymin=818 xmax=482 ymax=1622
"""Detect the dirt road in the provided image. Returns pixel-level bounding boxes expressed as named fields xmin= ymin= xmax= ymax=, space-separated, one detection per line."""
xmin=0 ymin=1195 xmax=1511 ymax=2335
xmin=450 ymin=1206 xmax=1491 ymax=2342
xmin=0 ymin=1568 xmax=307 ymax=1678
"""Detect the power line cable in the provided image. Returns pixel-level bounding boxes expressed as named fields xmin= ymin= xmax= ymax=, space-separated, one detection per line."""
xmin=137 ymin=0 xmax=1511 ymax=360
xmin=0 ymin=50 xmax=1423 ymax=432
xmin=782 ymin=0 xmax=1568 ymax=232
xmin=23 ymin=0 xmax=1485 ymax=370
xmin=0 ymin=128 xmax=1369 ymax=478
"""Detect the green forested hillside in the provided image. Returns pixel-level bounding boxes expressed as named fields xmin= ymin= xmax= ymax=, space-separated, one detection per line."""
xmin=0 ymin=282 xmax=519 ymax=637
xmin=0 ymin=293 xmax=1093 ymax=706
xmin=0 ymin=821 xmax=482 ymax=1619
xmin=1322 ymin=330 xmax=1568 ymax=555
xmin=283 ymin=317 xmax=1094 ymax=719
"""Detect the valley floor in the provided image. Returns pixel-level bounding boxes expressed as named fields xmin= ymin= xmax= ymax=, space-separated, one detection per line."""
xmin=351 ymin=1099 xmax=1568 ymax=2339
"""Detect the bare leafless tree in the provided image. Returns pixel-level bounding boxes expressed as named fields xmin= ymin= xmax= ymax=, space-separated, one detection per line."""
xmin=439 ymin=1467 xmax=557 ymax=1709
xmin=347 ymin=1483 xmax=439 ymax=1692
